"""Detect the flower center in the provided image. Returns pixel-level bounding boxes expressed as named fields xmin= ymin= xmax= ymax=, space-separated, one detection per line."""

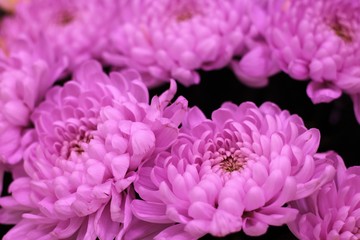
xmin=61 ymin=131 xmax=93 ymax=159
xmin=56 ymin=10 xmax=76 ymax=25
xmin=326 ymin=14 xmax=353 ymax=43
xmin=172 ymin=2 xmax=198 ymax=22
xmin=210 ymin=147 xmax=248 ymax=175
xmin=176 ymin=10 xmax=193 ymax=22
xmin=220 ymin=156 xmax=243 ymax=172
xmin=331 ymin=21 xmax=352 ymax=42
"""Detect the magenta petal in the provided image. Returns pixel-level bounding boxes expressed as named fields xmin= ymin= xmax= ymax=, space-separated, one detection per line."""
xmin=232 ymin=46 xmax=274 ymax=87
xmin=94 ymin=203 xmax=120 ymax=240
xmin=131 ymin=200 xmax=172 ymax=224
xmin=130 ymin=123 xmax=155 ymax=156
xmin=54 ymin=195 xmax=76 ymax=217
xmin=51 ymin=218 xmax=83 ymax=239
xmin=110 ymin=187 xmax=123 ymax=222
xmin=208 ymin=210 xmax=242 ymax=237
xmin=337 ymin=72 xmax=360 ymax=93
xmin=76 ymin=214 xmax=97 ymax=240
xmin=261 ymin=170 xmax=284 ymax=201
xmin=244 ymin=186 xmax=266 ymax=211
xmin=188 ymin=202 xmax=215 ymax=220
xmin=182 ymin=107 xmax=207 ymax=130
xmin=254 ymin=207 xmax=298 ymax=226
xmin=155 ymin=224 xmax=195 ymax=240
xmin=242 ymin=217 xmax=268 ymax=236
xmin=8 ymin=178 xmax=33 ymax=207
xmin=3 ymin=100 xmax=30 ymax=126
xmin=294 ymin=129 xmax=320 ymax=155
xmin=162 ymin=96 xmax=188 ymax=126
xmin=212 ymin=108 xmax=235 ymax=126
xmin=266 ymin=177 xmax=297 ymax=207
xmin=111 ymin=154 xmax=130 ymax=180
xmin=122 ymin=217 xmax=171 ymax=240
xmin=184 ymin=220 xmax=209 ymax=238
xmin=294 ymin=155 xmax=315 ymax=183
xmin=295 ymin=165 xmax=335 ymax=199
xmin=154 ymin=125 xmax=178 ymax=150
xmin=306 ymin=81 xmax=342 ymax=104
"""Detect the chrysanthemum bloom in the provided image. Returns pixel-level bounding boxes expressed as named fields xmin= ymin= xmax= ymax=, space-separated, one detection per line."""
xmin=132 ymin=102 xmax=336 ymax=239
xmin=0 ymin=61 xmax=187 ymax=239
xmin=0 ymin=36 xmax=66 ymax=164
xmin=2 ymin=0 xmax=118 ymax=69
xmin=288 ymin=154 xmax=360 ymax=240
xmin=267 ymin=0 xmax=360 ymax=120
xmin=104 ymin=0 xmax=260 ymax=87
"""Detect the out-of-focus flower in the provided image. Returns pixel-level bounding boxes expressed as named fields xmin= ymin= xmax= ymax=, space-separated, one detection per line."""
xmin=267 ymin=0 xmax=360 ymax=120
xmin=1 ymin=0 xmax=118 ymax=69
xmin=132 ymin=102 xmax=336 ymax=239
xmin=0 ymin=61 xmax=187 ymax=239
xmin=0 ymin=36 xmax=66 ymax=165
xmin=104 ymin=0 xmax=260 ymax=87
xmin=288 ymin=154 xmax=360 ymax=240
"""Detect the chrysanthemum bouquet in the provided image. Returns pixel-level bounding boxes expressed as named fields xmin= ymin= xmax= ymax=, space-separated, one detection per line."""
xmin=0 ymin=0 xmax=359 ymax=239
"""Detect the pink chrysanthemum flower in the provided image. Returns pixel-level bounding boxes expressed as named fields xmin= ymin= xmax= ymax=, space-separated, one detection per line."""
xmin=0 ymin=37 xmax=66 ymax=164
xmin=288 ymin=154 xmax=360 ymax=240
xmin=2 ymin=0 xmax=118 ymax=69
xmin=104 ymin=0 xmax=260 ymax=87
xmin=268 ymin=0 xmax=360 ymax=119
xmin=132 ymin=102 xmax=336 ymax=239
xmin=0 ymin=61 xmax=187 ymax=239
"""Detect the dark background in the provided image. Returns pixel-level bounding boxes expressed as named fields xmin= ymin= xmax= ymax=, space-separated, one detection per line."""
xmin=1 ymin=67 xmax=359 ymax=239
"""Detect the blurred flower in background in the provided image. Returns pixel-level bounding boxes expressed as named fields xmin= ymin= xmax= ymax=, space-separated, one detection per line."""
xmin=267 ymin=0 xmax=360 ymax=121
xmin=104 ymin=0 xmax=276 ymax=87
xmin=1 ymin=0 xmax=118 ymax=70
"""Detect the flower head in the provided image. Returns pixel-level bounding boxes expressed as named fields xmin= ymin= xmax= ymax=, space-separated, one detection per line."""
xmin=132 ymin=102 xmax=336 ymax=239
xmin=288 ymin=154 xmax=360 ymax=240
xmin=0 ymin=36 xmax=66 ymax=164
xmin=104 ymin=0 xmax=255 ymax=87
xmin=0 ymin=61 xmax=187 ymax=239
xmin=267 ymin=0 xmax=360 ymax=120
xmin=2 ymin=0 xmax=118 ymax=69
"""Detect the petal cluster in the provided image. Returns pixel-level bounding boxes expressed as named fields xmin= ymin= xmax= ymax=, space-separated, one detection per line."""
xmin=1 ymin=0 xmax=118 ymax=69
xmin=0 ymin=61 xmax=187 ymax=239
xmin=0 ymin=36 xmax=66 ymax=164
xmin=267 ymin=0 xmax=360 ymax=119
xmin=132 ymin=102 xmax=336 ymax=239
xmin=105 ymin=0 xmax=260 ymax=87
xmin=231 ymin=0 xmax=279 ymax=87
xmin=288 ymin=155 xmax=360 ymax=240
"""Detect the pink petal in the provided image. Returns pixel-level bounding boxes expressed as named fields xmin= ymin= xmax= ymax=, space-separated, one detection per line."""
xmin=244 ymin=186 xmax=266 ymax=211
xmin=131 ymin=200 xmax=172 ymax=224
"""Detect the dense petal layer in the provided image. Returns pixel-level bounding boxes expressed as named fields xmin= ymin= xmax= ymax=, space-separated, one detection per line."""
xmin=134 ymin=101 xmax=336 ymax=238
